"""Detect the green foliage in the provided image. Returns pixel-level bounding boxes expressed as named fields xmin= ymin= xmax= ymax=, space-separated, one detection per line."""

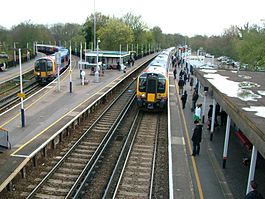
xmin=235 ymin=26 xmax=265 ymax=70
xmin=83 ymin=12 xmax=110 ymax=49
xmin=97 ymin=18 xmax=134 ymax=50
xmin=122 ymin=13 xmax=147 ymax=44
xmin=2 ymin=12 xmax=265 ymax=71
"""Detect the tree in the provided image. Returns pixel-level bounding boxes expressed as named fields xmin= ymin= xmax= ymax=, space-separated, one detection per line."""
xmin=235 ymin=27 xmax=265 ymax=70
xmin=97 ymin=18 xmax=134 ymax=50
xmin=151 ymin=26 xmax=163 ymax=48
xmin=122 ymin=13 xmax=147 ymax=44
xmin=83 ymin=12 xmax=110 ymax=49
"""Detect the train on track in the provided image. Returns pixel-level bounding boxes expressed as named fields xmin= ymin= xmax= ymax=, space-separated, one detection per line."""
xmin=136 ymin=47 xmax=174 ymax=111
xmin=34 ymin=44 xmax=69 ymax=83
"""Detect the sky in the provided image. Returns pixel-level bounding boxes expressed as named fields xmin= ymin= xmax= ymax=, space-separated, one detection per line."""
xmin=0 ymin=0 xmax=264 ymax=37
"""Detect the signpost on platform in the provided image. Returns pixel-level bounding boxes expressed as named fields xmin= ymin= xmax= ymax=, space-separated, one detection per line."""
xmin=81 ymin=70 xmax=86 ymax=85
xmin=18 ymin=49 xmax=25 ymax=127
xmin=80 ymin=42 xmax=83 ymax=79
xmin=69 ymin=46 xmax=73 ymax=93
xmin=55 ymin=52 xmax=61 ymax=92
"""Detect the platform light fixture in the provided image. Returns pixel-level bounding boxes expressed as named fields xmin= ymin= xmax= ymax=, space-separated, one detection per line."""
xmin=95 ymin=39 xmax=100 ymax=83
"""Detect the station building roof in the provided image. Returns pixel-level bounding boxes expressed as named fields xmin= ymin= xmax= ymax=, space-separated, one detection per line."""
xmin=194 ymin=69 xmax=265 ymax=158
xmin=85 ymin=50 xmax=131 ymax=58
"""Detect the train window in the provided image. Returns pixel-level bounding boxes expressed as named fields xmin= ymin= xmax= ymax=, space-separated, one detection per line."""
xmin=34 ymin=62 xmax=40 ymax=71
xmin=139 ymin=75 xmax=147 ymax=92
xmin=34 ymin=60 xmax=46 ymax=71
xmin=157 ymin=78 xmax=166 ymax=93
xmin=47 ymin=60 xmax=53 ymax=71
xmin=147 ymin=79 xmax=157 ymax=93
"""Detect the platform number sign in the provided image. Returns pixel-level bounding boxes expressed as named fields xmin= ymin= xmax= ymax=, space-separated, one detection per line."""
xmin=55 ymin=52 xmax=61 ymax=65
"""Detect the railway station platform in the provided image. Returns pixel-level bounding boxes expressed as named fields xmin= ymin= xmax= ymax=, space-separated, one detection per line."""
xmin=0 ymin=54 xmax=155 ymax=195
xmin=1 ymin=51 xmax=265 ymax=198
xmin=169 ymin=66 xmax=265 ymax=198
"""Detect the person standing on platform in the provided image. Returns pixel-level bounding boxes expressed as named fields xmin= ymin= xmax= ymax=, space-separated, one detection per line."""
xmin=194 ymin=104 xmax=202 ymax=122
xmin=173 ymin=67 xmax=177 ymax=80
xmin=178 ymin=78 xmax=185 ymax=95
xmin=191 ymin=90 xmax=199 ymax=112
xmin=181 ymin=90 xmax=188 ymax=109
xmin=246 ymin=180 xmax=264 ymax=199
xmin=179 ymin=69 xmax=184 ymax=79
xmin=191 ymin=120 xmax=203 ymax=156
xmin=207 ymin=105 xmax=213 ymax=130
xmin=190 ymin=77 xmax=194 ymax=91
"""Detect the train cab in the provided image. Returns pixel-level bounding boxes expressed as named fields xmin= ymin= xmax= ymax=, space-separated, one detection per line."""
xmin=34 ymin=57 xmax=57 ymax=83
xmin=137 ymin=66 xmax=168 ymax=110
xmin=34 ymin=45 xmax=69 ymax=84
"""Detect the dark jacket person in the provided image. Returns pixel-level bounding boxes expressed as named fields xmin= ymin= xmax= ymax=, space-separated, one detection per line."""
xmin=246 ymin=180 xmax=264 ymax=199
xmin=191 ymin=120 xmax=203 ymax=156
xmin=181 ymin=91 xmax=188 ymax=109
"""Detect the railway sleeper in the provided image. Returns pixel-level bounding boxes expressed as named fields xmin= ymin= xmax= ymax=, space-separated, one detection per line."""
xmin=129 ymin=160 xmax=152 ymax=166
xmin=34 ymin=193 xmax=65 ymax=199
xmin=61 ymin=162 xmax=85 ymax=169
xmin=53 ymin=173 xmax=78 ymax=180
xmin=120 ymin=183 xmax=149 ymax=190
xmin=118 ymin=189 xmax=148 ymax=197
xmin=71 ymin=152 xmax=91 ymax=158
xmin=66 ymin=157 xmax=88 ymax=163
xmin=73 ymin=148 xmax=95 ymax=154
xmin=39 ymin=185 xmax=69 ymax=195
xmin=126 ymin=165 xmax=150 ymax=171
xmin=46 ymin=178 xmax=74 ymax=186
xmin=55 ymin=167 xmax=82 ymax=174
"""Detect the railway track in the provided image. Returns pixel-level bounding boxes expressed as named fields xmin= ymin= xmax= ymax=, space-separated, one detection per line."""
xmin=0 ymin=81 xmax=41 ymax=113
xmin=65 ymin=109 xmax=168 ymax=199
xmin=74 ymin=110 xmax=168 ymax=199
xmin=112 ymin=112 xmax=168 ymax=198
xmin=20 ymin=81 xmax=136 ymax=199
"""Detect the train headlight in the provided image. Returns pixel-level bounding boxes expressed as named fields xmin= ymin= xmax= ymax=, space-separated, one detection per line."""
xmin=141 ymin=93 xmax=146 ymax=98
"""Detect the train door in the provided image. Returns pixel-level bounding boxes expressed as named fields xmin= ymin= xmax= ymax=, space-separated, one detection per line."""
xmin=146 ymin=74 xmax=158 ymax=103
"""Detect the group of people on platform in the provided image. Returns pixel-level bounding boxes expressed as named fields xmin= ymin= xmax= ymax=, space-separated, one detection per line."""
xmin=173 ymin=56 xmax=263 ymax=198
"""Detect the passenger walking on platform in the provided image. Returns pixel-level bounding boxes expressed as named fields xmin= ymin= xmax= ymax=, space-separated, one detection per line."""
xmin=181 ymin=90 xmax=187 ymax=109
xmin=173 ymin=67 xmax=177 ymax=79
xmin=194 ymin=104 xmax=202 ymax=122
xmin=179 ymin=69 xmax=184 ymax=79
xmin=207 ymin=105 xmax=213 ymax=130
xmin=190 ymin=77 xmax=194 ymax=91
xmin=117 ymin=62 xmax=121 ymax=71
xmin=191 ymin=120 xmax=203 ymax=156
xmin=178 ymin=78 xmax=185 ymax=95
xmin=246 ymin=180 xmax=264 ymax=199
xmin=191 ymin=90 xmax=199 ymax=112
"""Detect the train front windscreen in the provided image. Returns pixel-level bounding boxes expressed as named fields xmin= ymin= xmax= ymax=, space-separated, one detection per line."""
xmin=35 ymin=59 xmax=53 ymax=72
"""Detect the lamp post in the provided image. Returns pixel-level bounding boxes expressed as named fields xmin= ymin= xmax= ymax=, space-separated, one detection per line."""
xmin=95 ymin=39 xmax=100 ymax=83
xmin=93 ymin=0 xmax=96 ymax=50
xmin=69 ymin=45 xmax=73 ymax=93
xmin=18 ymin=49 xmax=25 ymax=127
xmin=119 ymin=44 xmax=122 ymax=66
xmin=13 ymin=42 xmax=17 ymax=66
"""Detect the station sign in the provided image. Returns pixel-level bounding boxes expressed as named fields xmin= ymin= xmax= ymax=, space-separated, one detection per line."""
xmin=17 ymin=92 xmax=26 ymax=99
